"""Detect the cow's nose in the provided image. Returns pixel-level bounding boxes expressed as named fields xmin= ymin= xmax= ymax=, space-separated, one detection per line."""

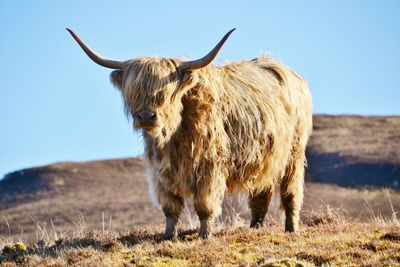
xmin=136 ymin=111 xmax=157 ymax=124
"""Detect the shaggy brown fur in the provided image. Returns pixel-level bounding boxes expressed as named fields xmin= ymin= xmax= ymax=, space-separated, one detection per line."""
xmin=110 ymin=55 xmax=312 ymax=239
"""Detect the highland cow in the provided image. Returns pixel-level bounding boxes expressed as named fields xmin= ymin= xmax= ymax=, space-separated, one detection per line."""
xmin=67 ymin=28 xmax=313 ymax=240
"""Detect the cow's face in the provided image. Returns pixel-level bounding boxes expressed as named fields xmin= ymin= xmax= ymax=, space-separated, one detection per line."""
xmin=66 ymin=28 xmax=234 ymax=144
xmin=111 ymin=57 xmax=196 ymax=143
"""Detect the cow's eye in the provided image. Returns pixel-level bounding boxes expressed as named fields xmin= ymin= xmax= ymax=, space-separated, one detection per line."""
xmin=155 ymin=92 xmax=165 ymax=105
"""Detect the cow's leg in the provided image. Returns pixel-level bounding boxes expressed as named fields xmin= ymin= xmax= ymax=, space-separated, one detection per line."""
xmin=248 ymin=186 xmax=273 ymax=228
xmin=194 ymin=178 xmax=225 ymax=239
xmin=280 ymin=154 xmax=305 ymax=232
xmin=157 ymin=183 xmax=184 ymax=241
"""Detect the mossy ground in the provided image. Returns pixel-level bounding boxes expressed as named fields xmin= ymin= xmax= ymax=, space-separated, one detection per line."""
xmin=1 ymin=217 xmax=399 ymax=266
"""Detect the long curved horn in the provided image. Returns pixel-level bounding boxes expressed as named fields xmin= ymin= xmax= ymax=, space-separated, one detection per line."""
xmin=66 ymin=28 xmax=124 ymax=69
xmin=179 ymin=28 xmax=235 ymax=71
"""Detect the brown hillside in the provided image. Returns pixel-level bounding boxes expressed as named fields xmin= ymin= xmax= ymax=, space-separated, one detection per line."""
xmin=0 ymin=158 xmax=163 ymax=241
xmin=2 ymin=220 xmax=400 ymax=266
xmin=0 ymin=115 xmax=399 ymax=242
xmin=307 ymin=115 xmax=400 ymax=188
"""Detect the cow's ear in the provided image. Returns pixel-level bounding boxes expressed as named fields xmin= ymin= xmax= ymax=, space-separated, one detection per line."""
xmin=176 ymin=70 xmax=198 ymax=94
xmin=110 ymin=70 xmax=124 ymax=90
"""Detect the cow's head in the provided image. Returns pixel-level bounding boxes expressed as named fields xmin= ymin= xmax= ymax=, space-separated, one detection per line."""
xmin=67 ymin=28 xmax=234 ymax=144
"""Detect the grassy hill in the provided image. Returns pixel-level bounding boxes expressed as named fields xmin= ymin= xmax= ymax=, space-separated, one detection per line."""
xmin=307 ymin=115 xmax=400 ymax=188
xmin=1 ymin=218 xmax=399 ymax=266
xmin=0 ymin=115 xmax=399 ymax=265
xmin=1 ymin=158 xmax=399 ymax=245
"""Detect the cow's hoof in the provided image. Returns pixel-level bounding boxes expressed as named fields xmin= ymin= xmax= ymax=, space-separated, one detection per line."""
xmin=199 ymin=230 xmax=212 ymax=239
xmin=163 ymin=232 xmax=178 ymax=241
xmin=285 ymin=228 xmax=298 ymax=233
xmin=285 ymin=221 xmax=299 ymax=233
xmin=250 ymin=221 xmax=263 ymax=229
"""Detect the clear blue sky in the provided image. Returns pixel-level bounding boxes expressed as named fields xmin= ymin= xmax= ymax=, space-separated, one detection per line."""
xmin=1 ymin=1 xmax=399 ymax=177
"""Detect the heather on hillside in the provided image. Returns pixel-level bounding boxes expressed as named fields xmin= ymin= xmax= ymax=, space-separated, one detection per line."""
xmin=1 ymin=213 xmax=399 ymax=266
xmin=1 ymin=115 xmax=399 ymax=266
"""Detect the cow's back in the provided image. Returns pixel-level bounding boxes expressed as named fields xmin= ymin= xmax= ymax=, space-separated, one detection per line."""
xmin=216 ymin=56 xmax=312 ymax=193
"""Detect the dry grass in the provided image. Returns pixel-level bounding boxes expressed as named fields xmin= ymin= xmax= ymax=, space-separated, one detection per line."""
xmin=1 ymin=115 xmax=400 ymax=265
xmin=1 ymin=115 xmax=399 ymax=242
xmin=307 ymin=115 xmax=400 ymax=188
xmin=0 ymin=158 xmax=164 ymax=243
xmin=309 ymin=115 xmax=400 ymax=164
xmin=1 ymin=158 xmax=399 ymax=244
xmin=1 ymin=210 xmax=399 ymax=266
